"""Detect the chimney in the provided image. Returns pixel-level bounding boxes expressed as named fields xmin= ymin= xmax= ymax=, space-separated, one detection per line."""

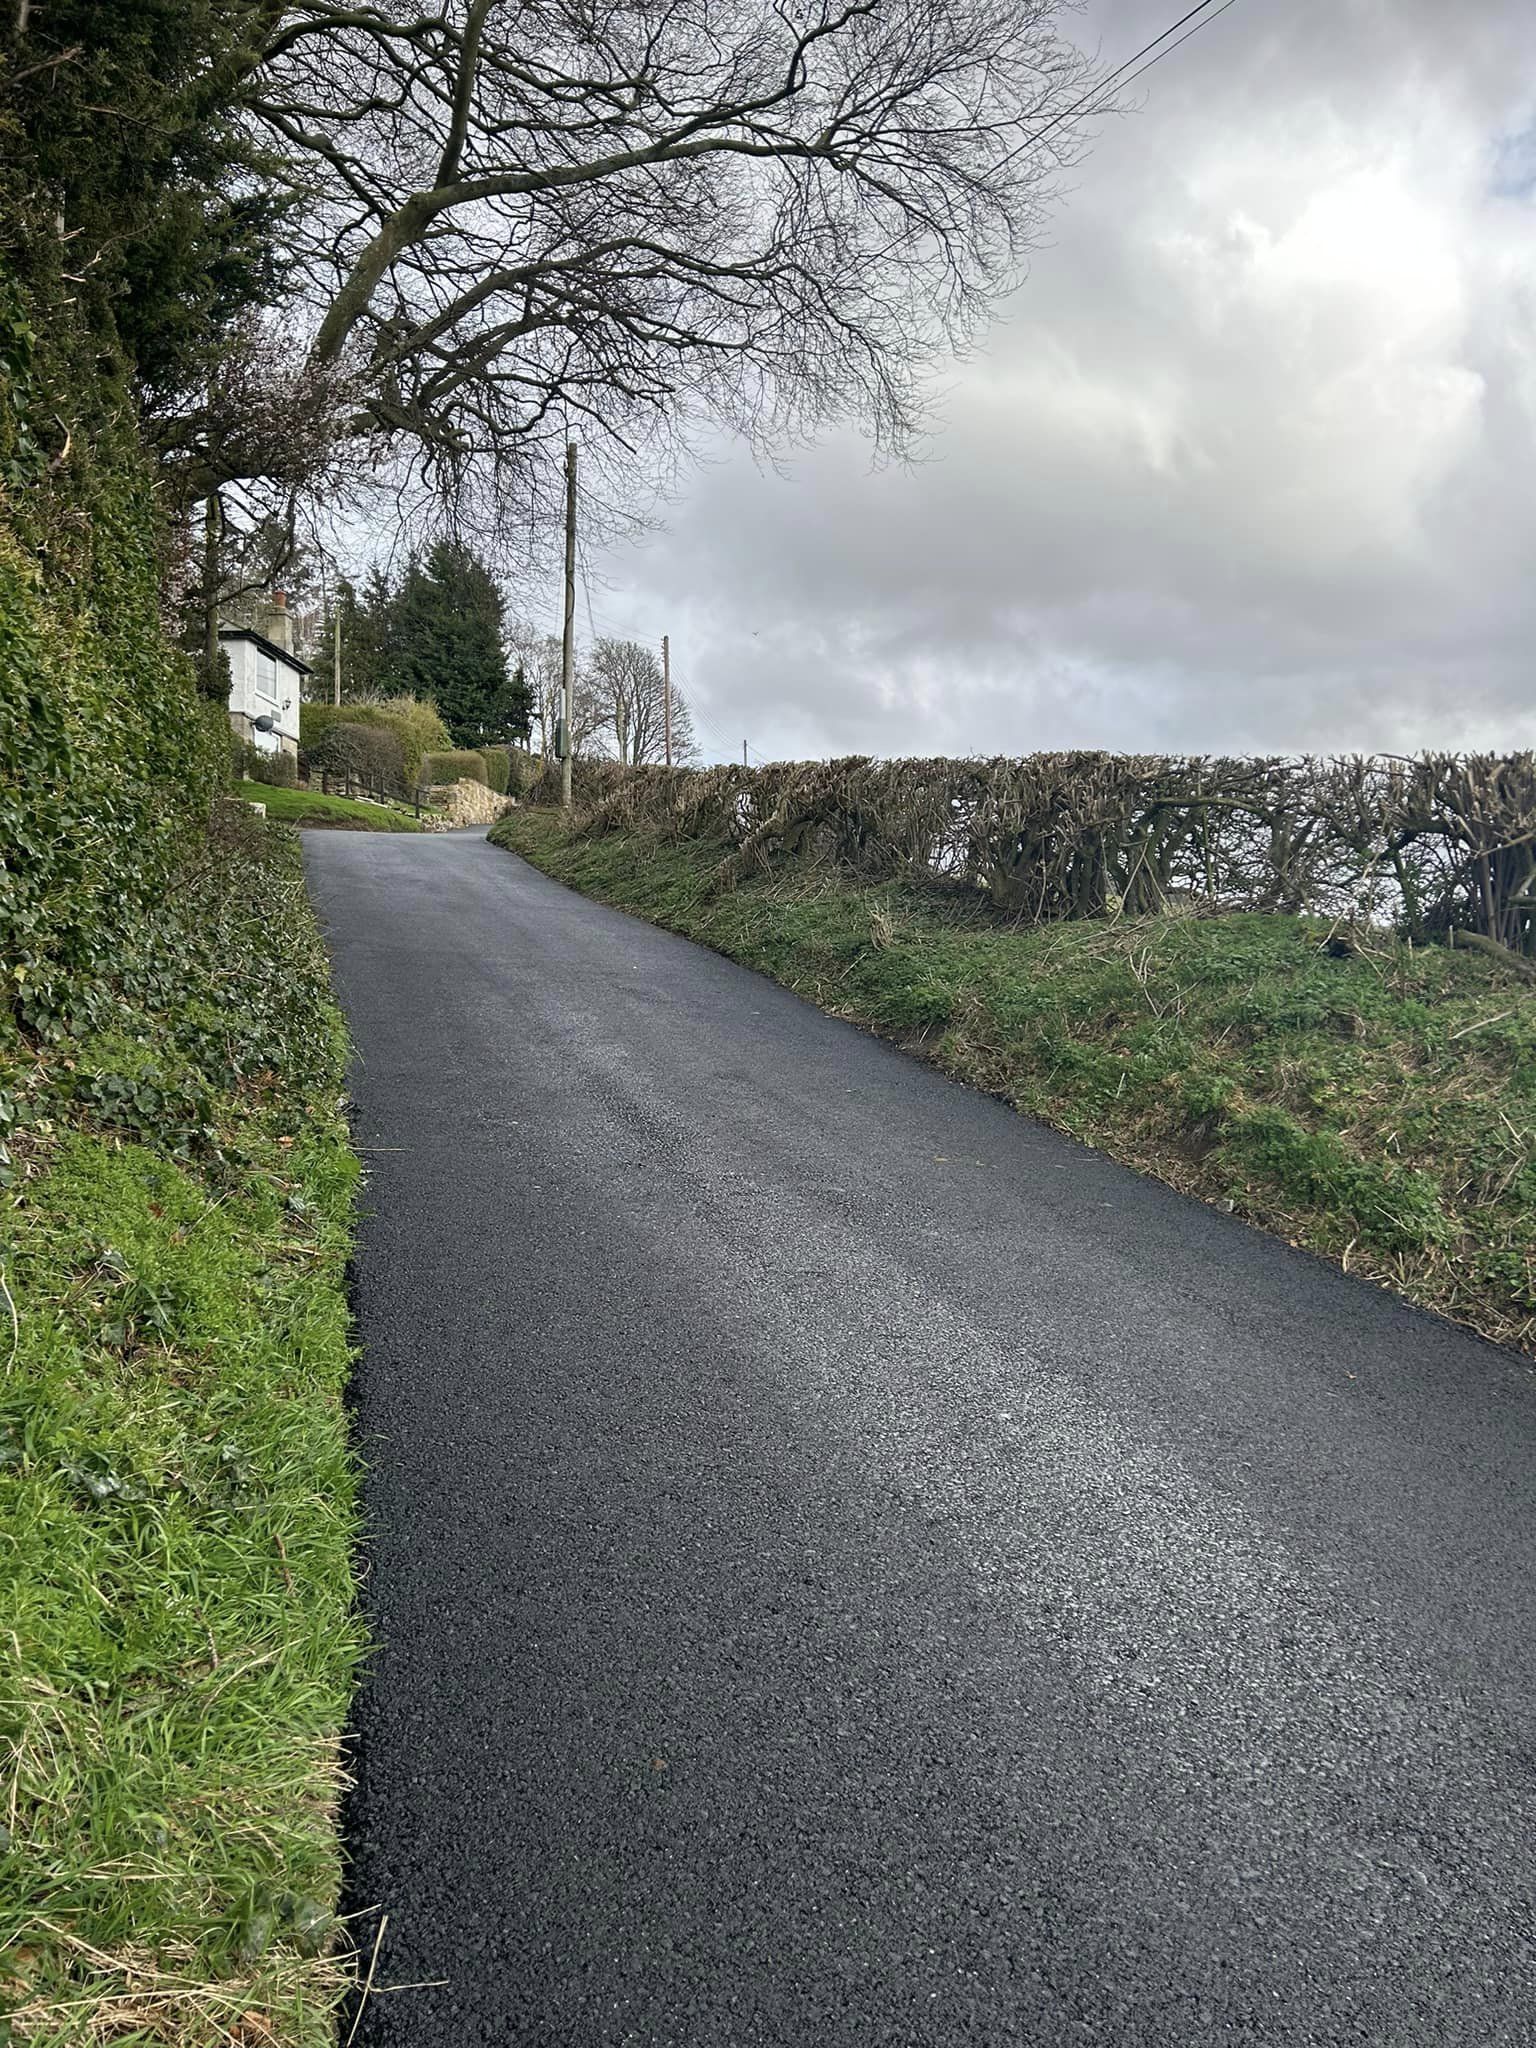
xmin=265 ymin=588 xmax=293 ymax=655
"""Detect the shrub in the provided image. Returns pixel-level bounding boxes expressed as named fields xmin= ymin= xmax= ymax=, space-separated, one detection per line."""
xmin=480 ymin=745 xmax=510 ymax=794
xmin=309 ymin=721 xmax=405 ymax=791
xmin=508 ymin=747 xmax=539 ymax=795
xmin=248 ymin=749 xmax=298 ymax=789
xmin=298 ymin=695 xmax=449 ymax=781
xmin=423 ymin=749 xmax=488 ymax=787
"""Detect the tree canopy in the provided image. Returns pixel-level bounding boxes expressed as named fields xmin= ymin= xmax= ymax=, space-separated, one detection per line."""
xmin=585 ymin=639 xmax=697 ymax=765
xmin=9 ymin=0 xmax=1107 ymax=554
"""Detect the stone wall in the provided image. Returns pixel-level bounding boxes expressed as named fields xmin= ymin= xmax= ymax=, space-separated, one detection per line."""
xmin=428 ymin=778 xmax=515 ymax=827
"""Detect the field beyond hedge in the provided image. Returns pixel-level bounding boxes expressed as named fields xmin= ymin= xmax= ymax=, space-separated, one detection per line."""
xmin=492 ymin=808 xmax=1536 ymax=1355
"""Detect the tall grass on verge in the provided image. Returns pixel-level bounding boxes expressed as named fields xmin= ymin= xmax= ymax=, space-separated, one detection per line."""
xmin=0 ymin=811 xmax=365 ymax=2046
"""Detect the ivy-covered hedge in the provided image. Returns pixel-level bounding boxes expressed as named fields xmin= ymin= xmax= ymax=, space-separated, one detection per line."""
xmin=0 ymin=69 xmax=369 ymax=2040
xmin=0 ymin=263 xmax=226 ymax=1047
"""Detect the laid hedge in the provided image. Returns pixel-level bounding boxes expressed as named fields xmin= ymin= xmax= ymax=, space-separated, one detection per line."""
xmin=541 ymin=753 xmax=1536 ymax=955
xmin=423 ymin=749 xmax=488 ymax=787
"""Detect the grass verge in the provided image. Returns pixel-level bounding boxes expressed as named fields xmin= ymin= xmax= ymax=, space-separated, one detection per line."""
xmin=492 ymin=807 xmax=1536 ymax=1355
xmin=1 ymin=808 xmax=365 ymax=2045
xmin=239 ymin=782 xmax=422 ymax=832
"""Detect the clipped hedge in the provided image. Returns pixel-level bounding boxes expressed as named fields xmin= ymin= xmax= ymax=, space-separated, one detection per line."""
xmin=423 ymin=749 xmax=488 ymax=787
xmin=548 ymin=752 xmax=1536 ymax=952
xmin=480 ymin=745 xmax=510 ymax=794
xmin=298 ymin=695 xmax=448 ymax=782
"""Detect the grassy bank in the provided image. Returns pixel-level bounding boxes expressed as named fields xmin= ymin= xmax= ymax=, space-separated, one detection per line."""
xmin=492 ymin=808 xmax=1536 ymax=1354
xmin=1 ymin=812 xmax=364 ymax=2044
xmin=239 ymin=782 xmax=423 ymax=832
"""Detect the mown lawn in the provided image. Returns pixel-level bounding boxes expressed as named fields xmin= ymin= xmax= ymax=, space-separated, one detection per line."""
xmin=239 ymin=781 xmax=423 ymax=831
xmin=1 ymin=815 xmax=364 ymax=2044
xmin=492 ymin=808 xmax=1536 ymax=1353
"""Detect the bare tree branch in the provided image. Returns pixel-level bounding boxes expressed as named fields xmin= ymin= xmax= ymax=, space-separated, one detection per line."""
xmin=179 ymin=0 xmax=1112 ymax=553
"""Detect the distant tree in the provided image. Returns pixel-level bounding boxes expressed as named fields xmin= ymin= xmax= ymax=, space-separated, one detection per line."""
xmin=586 ymin=638 xmax=698 ymax=765
xmin=508 ymin=622 xmax=606 ymax=760
xmin=389 ymin=542 xmax=509 ymax=744
xmin=492 ymin=662 xmax=535 ymax=748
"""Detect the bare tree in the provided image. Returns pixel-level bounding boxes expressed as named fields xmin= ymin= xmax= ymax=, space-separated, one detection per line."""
xmin=209 ymin=0 xmax=1105 ymax=540
xmin=585 ymin=636 xmax=698 ymax=763
xmin=508 ymin=619 xmax=610 ymax=756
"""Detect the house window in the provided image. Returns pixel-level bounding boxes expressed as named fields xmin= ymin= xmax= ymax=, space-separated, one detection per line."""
xmin=255 ymin=648 xmax=279 ymax=701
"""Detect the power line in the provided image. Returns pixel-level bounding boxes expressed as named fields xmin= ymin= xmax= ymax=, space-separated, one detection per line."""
xmin=999 ymin=0 xmax=1243 ymax=170
xmin=1110 ymin=0 xmax=1242 ymax=101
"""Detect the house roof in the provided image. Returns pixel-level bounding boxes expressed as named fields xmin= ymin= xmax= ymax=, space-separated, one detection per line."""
xmin=218 ymin=624 xmax=313 ymax=675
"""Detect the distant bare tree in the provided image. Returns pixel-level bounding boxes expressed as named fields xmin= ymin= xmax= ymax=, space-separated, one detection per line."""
xmin=215 ymin=0 xmax=1106 ymax=539
xmin=585 ymin=637 xmax=698 ymax=763
xmin=509 ymin=620 xmax=610 ymax=757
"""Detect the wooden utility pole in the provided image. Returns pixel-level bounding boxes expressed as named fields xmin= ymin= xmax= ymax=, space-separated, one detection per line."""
xmin=743 ymin=739 xmax=748 ymax=767
xmin=333 ymin=607 xmax=342 ymax=707
xmin=560 ymin=440 xmax=578 ymax=809
xmin=662 ymin=634 xmax=672 ymax=769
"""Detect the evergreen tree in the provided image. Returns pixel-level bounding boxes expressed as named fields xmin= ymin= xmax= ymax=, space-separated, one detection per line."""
xmin=308 ymin=567 xmax=407 ymax=702
xmin=488 ymin=662 xmax=535 ymax=747
xmin=389 ymin=542 xmax=509 ymax=744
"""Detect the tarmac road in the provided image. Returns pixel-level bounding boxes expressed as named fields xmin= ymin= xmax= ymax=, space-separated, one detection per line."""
xmin=303 ymin=824 xmax=1536 ymax=2048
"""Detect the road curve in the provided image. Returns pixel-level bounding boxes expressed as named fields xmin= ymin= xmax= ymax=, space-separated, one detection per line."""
xmin=303 ymin=824 xmax=1536 ymax=2048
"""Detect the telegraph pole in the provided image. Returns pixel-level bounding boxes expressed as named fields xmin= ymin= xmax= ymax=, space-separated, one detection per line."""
xmin=743 ymin=739 xmax=748 ymax=767
xmin=560 ymin=440 xmax=578 ymax=808
xmin=662 ymin=634 xmax=672 ymax=769
xmin=333 ymin=607 xmax=342 ymax=707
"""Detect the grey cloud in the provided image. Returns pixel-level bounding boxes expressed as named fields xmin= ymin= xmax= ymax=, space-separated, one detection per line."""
xmin=584 ymin=0 xmax=1536 ymax=761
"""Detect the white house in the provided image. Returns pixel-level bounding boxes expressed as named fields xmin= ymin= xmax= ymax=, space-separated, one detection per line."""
xmin=223 ymin=592 xmax=309 ymax=759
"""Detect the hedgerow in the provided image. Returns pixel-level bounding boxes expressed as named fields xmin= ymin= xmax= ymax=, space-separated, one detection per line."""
xmin=0 ymin=105 xmax=365 ymax=2036
xmin=546 ymin=753 xmax=1536 ymax=960
xmin=0 ymin=384 xmax=226 ymax=1046
xmin=422 ymin=747 xmax=488 ymax=786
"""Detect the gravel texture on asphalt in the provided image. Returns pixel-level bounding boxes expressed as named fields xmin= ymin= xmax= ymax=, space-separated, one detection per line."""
xmin=302 ymin=825 xmax=1536 ymax=2048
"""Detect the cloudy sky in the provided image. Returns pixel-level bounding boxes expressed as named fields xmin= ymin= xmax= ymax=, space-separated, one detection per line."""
xmin=574 ymin=0 xmax=1536 ymax=764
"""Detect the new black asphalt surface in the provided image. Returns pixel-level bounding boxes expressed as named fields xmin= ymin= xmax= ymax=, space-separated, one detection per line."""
xmin=303 ymin=824 xmax=1536 ymax=2048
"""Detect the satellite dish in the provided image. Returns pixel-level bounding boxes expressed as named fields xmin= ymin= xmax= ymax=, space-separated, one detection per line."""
xmin=252 ymin=714 xmax=276 ymax=733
